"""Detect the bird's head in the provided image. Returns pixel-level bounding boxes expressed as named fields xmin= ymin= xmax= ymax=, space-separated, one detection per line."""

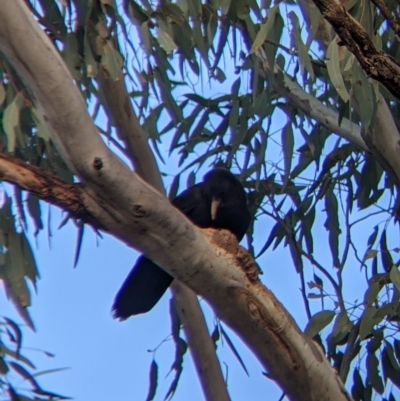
xmin=203 ymin=168 xmax=248 ymax=221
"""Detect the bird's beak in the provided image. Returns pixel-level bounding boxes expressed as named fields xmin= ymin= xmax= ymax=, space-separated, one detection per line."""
xmin=211 ymin=197 xmax=221 ymax=220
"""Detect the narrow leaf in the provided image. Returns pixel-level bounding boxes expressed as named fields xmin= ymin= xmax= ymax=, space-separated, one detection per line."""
xmin=146 ymin=360 xmax=158 ymax=401
xmin=281 ymin=123 xmax=294 ymax=186
xmin=3 ymin=95 xmax=21 ymax=152
xmin=326 ymin=39 xmax=349 ymax=102
xmin=220 ymin=324 xmax=249 ymax=376
xmin=73 ymin=222 xmax=84 ymax=268
xmin=304 ymin=310 xmax=335 ymax=338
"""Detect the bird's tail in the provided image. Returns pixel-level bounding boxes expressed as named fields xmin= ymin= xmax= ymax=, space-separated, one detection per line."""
xmin=112 ymin=255 xmax=173 ymax=319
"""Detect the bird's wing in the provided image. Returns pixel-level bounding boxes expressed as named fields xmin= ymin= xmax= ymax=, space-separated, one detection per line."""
xmin=112 ymin=255 xmax=173 ymax=319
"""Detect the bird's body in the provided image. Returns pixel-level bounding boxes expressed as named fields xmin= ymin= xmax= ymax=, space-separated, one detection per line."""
xmin=113 ymin=168 xmax=250 ymax=320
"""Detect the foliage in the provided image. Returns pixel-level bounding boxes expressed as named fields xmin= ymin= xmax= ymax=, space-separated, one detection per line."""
xmin=0 ymin=316 xmax=69 ymax=400
xmin=1 ymin=0 xmax=400 ymax=400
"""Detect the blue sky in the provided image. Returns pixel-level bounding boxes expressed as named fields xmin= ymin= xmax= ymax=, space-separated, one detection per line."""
xmin=1 ymin=201 xmax=300 ymax=400
xmin=2 ymin=3 xmax=399 ymax=400
xmin=1 ymin=167 xmax=385 ymax=400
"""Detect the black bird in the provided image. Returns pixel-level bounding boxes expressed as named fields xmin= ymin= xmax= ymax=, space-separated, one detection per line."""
xmin=112 ymin=168 xmax=251 ymax=320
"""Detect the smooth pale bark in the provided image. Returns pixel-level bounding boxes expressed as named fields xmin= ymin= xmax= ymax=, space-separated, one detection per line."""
xmin=0 ymin=1 xmax=352 ymax=400
xmin=275 ymin=73 xmax=367 ymax=150
xmin=95 ymin=68 xmax=164 ymax=191
xmin=96 ymin=51 xmax=230 ymax=401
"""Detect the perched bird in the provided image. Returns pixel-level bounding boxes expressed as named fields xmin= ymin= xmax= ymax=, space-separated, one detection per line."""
xmin=112 ymin=168 xmax=251 ymax=320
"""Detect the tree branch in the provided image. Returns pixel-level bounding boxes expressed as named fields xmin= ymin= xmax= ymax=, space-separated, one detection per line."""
xmin=310 ymin=0 xmax=400 ymax=100
xmin=274 ymin=72 xmax=368 ymax=150
xmin=369 ymin=0 xmax=400 ymax=40
xmin=0 ymin=2 xmax=352 ymax=400
xmin=307 ymin=0 xmax=400 ymax=217
xmin=172 ymin=283 xmax=230 ymax=401
xmin=87 ymin=17 xmax=230 ymax=401
xmin=0 ymin=153 xmax=97 ymax=225
xmin=96 ymin=67 xmax=164 ymax=192
xmin=0 ymin=152 xmax=350 ymax=400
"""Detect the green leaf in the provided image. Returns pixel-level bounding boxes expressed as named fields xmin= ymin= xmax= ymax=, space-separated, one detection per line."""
xmin=229 ymin=100 xmax=240 ymax=144
xmin=165 ymin=337 xmax=186 ymax=400
xmin=101 ymin=41 xmax=123 ymax=81
xmin=1 ymin=209 xmax=35 ymax=329
xmin=220 ymin=324 xmax=249 ymax=376
xmin=0 ymin=83 xmax=6 ymax=106
xmin=231 ymin=77 xmax=241 ymax=97
xmin=380 ymin=229 xmax=393 ymax=272
xmin=140 ymin=22 xmax=152 ymax=54
xmin=169 ymin=298 xmax=181 ymax=343
xmin=4 ymin=317 xmax=23 ymax=357
xmin=186 ymin=0 xmax=201 ymax=17
xmin=38 ymin=0 xmax=67 ymax=37
xmin=125 ymin=0 xmax=149 ymax=25
xmin=366 ymin=352 xmax=384 ymax=394
xmin=360 ymin=306 xmax=382 ymax=341
xmin=27 ymin=194 xmax=43 ymax=235
xmin=168 ymin=174 xmax=180 ymax=200
xmin=155 ymin=27 xmax=177 ymax=54
xmin=0 ymin=356 xmax=8 ymax=374
xmin=324 ymin=187 xmax=341 ymax=268
xmin=145 ymin=360 xmax=158 ymax=401
xmin=73 ymin=222 xmax=85 ymax=268
xmin=163 ymin=3 xmax=186 ymax=19
xmin=366 ymin=330 xmax=383 ymax=353
xmin=3 ymin=95 xmax=22 ymax=152
xmin=250 ymin=5 xmax=279 ymax=54
xmin=382 ymin=348 xmax=400 ymax=388
xmin=394 ymin=339 xmax=400 ymax=364
xmin=363 ymin=249 xmax=378 ymax=262
xmin=9 ymin=361 xmax=40 ymax=389
xmin=32 ymin=367 xmax=70 ymax=379
xmin=328 ymin=311 xmax=352 ymax=345
xmin=302 ymin=207 xmax=315 ymax=254
xmin=384 ymin=342 xmax=400 ymax=371
xmin=192 ymin=20 xmax=209 ymax=67
xmin=281 ymin=122 xmax=294 ymax=186
xmin=351 ymin=368 xmax=365 ymax=400
xmin=32 ymin=108 xmax=51 ymax=141
xmin=164 ymin=364 xmax=182 ymax=401
xmin=390 ymin=266 xmax=400 ymax=292
xmin=352 ymin=62 xmax=377 ymax=129
xmin=84 ymin=33 xmax=98 ymax=78
xmin=364 ymin=278 xmax=384 ymax=306
xmin=304 ymin=310 xmax=335 ymax=338
xmin=207 ymin=12 xmax=218 ymax=48
xmin=213 ymin=67 xmax=226 ymax=83
xmin=256 ymin=221 xmax=285 ymax=257
xmin=326 ymin=39 xmax=349 ymax=102
xmin=288 ymin=11 xmax=314 ymax=79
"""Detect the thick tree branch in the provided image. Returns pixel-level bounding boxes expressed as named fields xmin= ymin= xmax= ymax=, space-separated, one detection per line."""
xmin=0 ymin=153 xmax=97 ymax=224
xmin=0 ymin=1 xmax=352 ymax=400
xmin=306 ymin=0 xmax=400 ymax=187
xmin=274 ymin=72 xmax=368 ymax=150
xmin=89 ymin=19 xmax=230 ymax=401
xmin=0 ymin=152 xmax=350 ymax=401
xmin=310 ymin=0 xmax=400 ymax=100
